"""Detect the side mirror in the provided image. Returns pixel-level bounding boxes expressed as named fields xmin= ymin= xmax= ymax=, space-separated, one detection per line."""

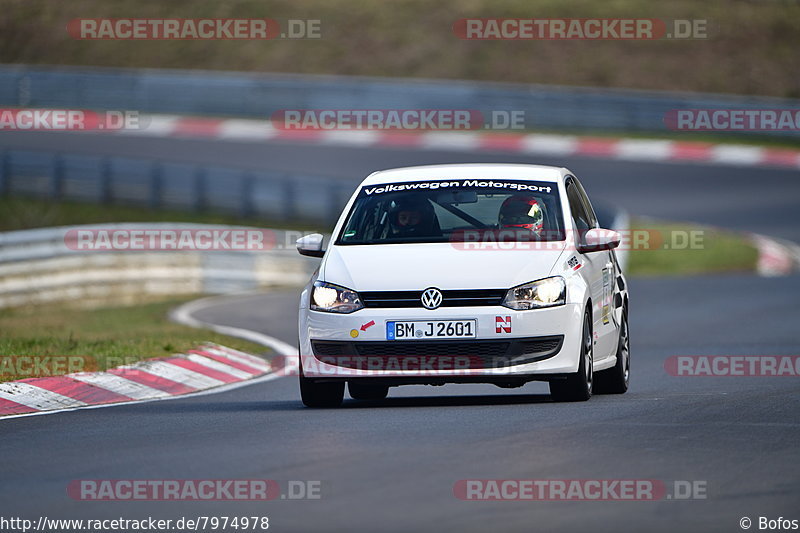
xmin=296 ymin=233 xmax=325 ymax=258
xmin=578 ymin=228 xmax=621 ymax=253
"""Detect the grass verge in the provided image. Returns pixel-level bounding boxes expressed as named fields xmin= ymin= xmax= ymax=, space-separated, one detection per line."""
xmin=0 ymin=298 xmax=270 ymax=382
xmin=626 ymin=218 xmax=759 ymax=276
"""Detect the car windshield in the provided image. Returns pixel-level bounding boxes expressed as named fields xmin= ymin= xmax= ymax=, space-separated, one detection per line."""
xmin=336 ymin=179 xmax=565 ymax=245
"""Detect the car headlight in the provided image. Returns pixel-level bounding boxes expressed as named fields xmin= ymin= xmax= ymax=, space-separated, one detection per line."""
xmin=311 ymin=281 xmax=364 ymax=313
xmin=502 ymin=276 xmax=566 ymax=310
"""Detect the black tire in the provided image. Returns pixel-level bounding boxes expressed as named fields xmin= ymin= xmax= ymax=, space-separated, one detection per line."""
xmin=594 ymin=308 xmax=630 ymax=394
xmin=550 ymin=310 xmax=593 ymax=402
xmin=348 ymin=382 xmax=389 ymax=401
xmin=298 ymin=337 xmax=344 ymax=407
xmin=299 ymin=366 xmax=344 ymax=407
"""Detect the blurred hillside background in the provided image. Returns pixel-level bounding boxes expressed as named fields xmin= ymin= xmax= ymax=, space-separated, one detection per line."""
xmin=1 ymin=0 xmax=798 ymax=97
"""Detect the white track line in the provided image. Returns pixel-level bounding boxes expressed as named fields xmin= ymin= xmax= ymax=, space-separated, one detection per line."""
xmin=170 ymin=294 xmax=298 ymax=356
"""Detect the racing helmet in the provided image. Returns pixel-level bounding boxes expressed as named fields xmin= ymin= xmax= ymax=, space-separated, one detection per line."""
xmin=498 ymin=195 xmax=545 ymax=234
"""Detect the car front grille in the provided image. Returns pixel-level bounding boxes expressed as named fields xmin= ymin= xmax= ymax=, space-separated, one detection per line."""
xmin=360 ymin=289 xmax=507 ymax=309
xmin=310 ymin=336 xmax=563 ymax=370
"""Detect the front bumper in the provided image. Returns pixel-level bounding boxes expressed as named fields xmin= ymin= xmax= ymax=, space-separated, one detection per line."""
xmin=299 ymin=303 xmax=585 ymax=379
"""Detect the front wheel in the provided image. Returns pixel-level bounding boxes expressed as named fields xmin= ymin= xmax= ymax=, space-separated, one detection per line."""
xmin=298 ymin=337 xmax=343 ymax=408
xmin=550 ymin=310 xmax=593 ymax=402
xmin=300 ymin=374 xmax=344 ymax=408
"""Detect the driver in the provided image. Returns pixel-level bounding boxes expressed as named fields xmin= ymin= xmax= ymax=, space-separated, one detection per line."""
xmin=498 ymin=195 xmax=545 ymax=236
xmin=389 ymin=197 xmax=438 ymax=237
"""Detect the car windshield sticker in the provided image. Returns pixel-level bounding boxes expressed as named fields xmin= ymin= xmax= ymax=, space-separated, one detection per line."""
xmin=361 ymin=179 xmax=554 ymax=196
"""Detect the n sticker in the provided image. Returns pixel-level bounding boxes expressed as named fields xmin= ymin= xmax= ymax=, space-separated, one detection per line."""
xmin=496 ymin=316 xmax=511 ymax=333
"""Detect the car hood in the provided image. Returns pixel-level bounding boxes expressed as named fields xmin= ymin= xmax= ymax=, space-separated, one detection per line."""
xmin=321 ymin=242 xmax=568 ymax=291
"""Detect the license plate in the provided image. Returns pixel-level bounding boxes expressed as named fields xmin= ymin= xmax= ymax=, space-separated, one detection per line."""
xmin=386 ymin=320 xmax=477 ymax=340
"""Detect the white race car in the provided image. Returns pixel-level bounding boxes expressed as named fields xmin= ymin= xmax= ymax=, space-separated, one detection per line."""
xmin=296 ymin=164 xmax=629 ymax=407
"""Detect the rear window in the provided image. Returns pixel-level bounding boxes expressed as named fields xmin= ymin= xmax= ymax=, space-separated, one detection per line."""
xmin=336 ymin=179 xmax=565 ymax=245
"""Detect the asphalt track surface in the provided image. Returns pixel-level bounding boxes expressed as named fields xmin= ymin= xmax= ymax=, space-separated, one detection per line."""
xmin=1 ymin=131 xmax=799 ymax=533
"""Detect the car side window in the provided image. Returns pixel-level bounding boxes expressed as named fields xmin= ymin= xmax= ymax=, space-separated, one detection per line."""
xmin=566 ymin=180 xmax=590 ymax=236
xmin=573 ymin=179 xmax=598 ymax=228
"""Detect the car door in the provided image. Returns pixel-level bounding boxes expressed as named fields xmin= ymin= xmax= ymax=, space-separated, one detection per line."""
xmin=565 ymin=178 xmax=615 ymax=362
xmin=572 ymin=177 xmax=619 ymax=361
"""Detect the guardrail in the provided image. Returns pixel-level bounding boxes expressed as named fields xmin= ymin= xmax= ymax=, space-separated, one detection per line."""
xmin=0 ymin=148 xmax=353 ymax=224
xmin=1 ymin=64 xmax=798 ymax=137
xmin=0 ymin=223 xmax=317 ymax=308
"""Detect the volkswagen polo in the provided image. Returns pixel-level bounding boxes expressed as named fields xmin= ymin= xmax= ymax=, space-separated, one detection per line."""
xmin=296 ymin=164 xmax=629 ymax=407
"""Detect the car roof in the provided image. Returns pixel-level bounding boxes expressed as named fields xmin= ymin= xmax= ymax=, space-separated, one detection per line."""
xmin=361 ymin=163 xmax=568 ymax=186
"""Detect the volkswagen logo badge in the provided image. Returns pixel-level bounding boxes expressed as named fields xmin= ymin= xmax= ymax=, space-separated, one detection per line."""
xmin=420 ymin=288 xmax=443 ymax=310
